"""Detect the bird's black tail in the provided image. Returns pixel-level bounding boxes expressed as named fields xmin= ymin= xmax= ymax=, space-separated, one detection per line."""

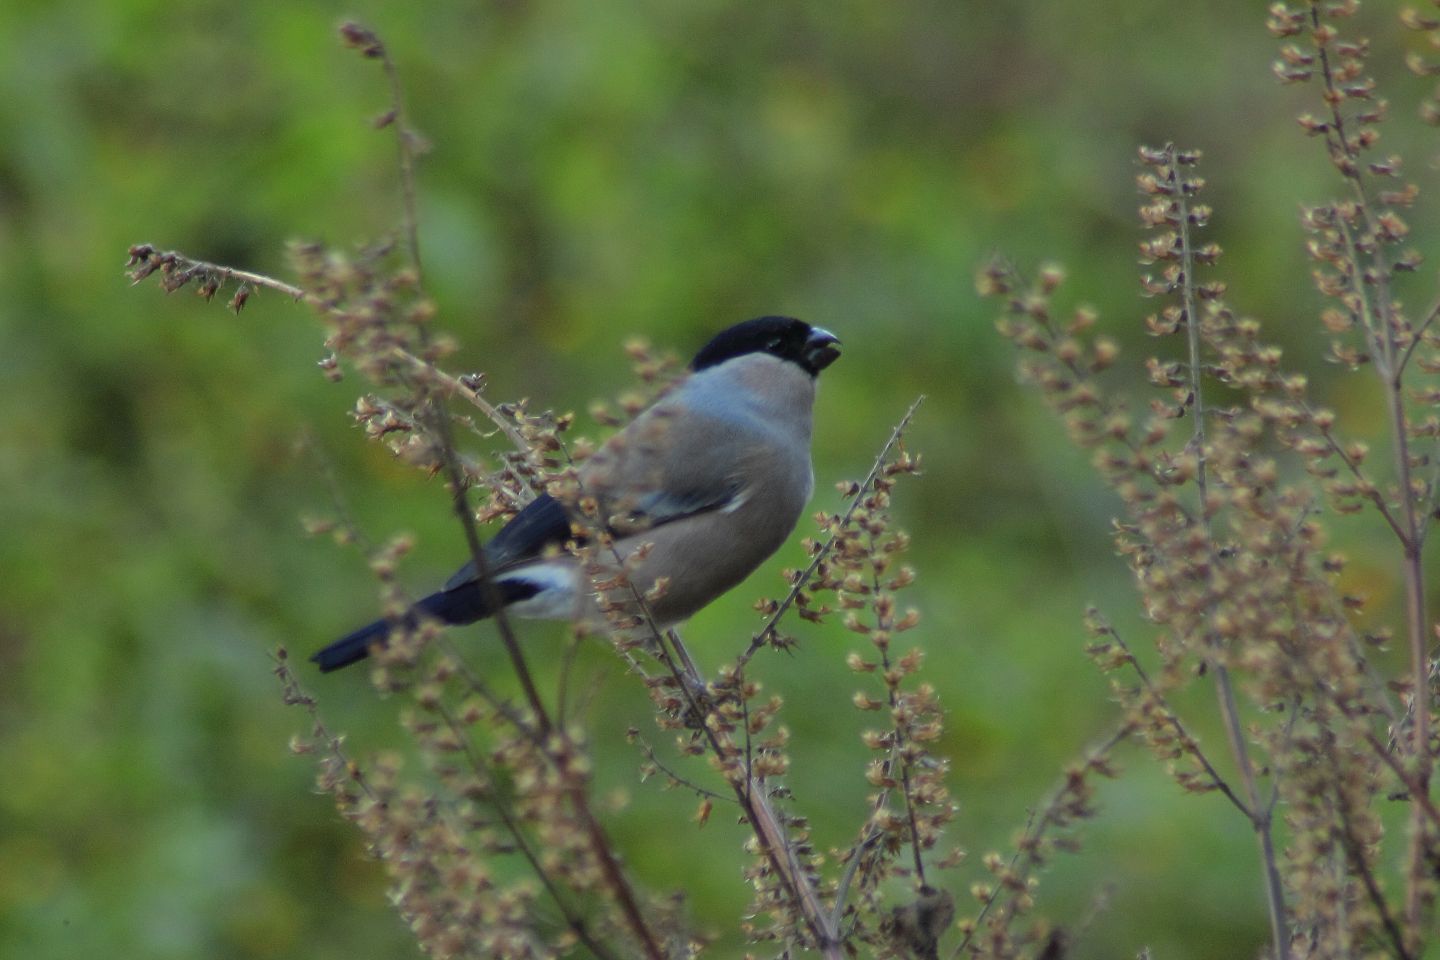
xmin=311 ymin=615 xmax=395 ymax=673
xmin=311 ymin=578 xmax=537 ymax=672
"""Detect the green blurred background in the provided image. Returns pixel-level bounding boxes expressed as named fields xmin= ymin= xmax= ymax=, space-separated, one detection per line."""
xmin=2 ymin=1 xmax=1434 ymax=957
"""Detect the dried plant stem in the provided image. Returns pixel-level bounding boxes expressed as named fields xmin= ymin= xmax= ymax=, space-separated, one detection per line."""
xmin=545 ymin=428 xmax=845 ymax=957
xmin=871 ymin=560 xmax=928 ymax=888
xmin=126 ymin=243 xmax=311 ymax=303
xmin=1310 ymin=14 xmax=1432 ymax=936
xmin=394 ymin=348 xmax=534 ymax=454
xmin=741 ymin=395 xmax=925 ymax=667
xmin=1363 ymin=730 xmax=1440 ymax=829
xmin=660 ymin=637 xmax=843 ymax=955
xmin=568 ymin=778 xmax=666 ymax=958
xmin=1396 ymin=295 xmax=1440 ymax=387
xmin=403 ymin=252 xmax=669 ymax=960
xmin=1109 ymin=629 xmax=1251 ymax=817
xmin=952 ymin=722 xmax=1134 ymax=959
xmin=1216 ymin=665 xmax=1289 ymax=958
xmin=375 ymin=44 xmax=424 ymax=291
xmin=127 ymin=243 xmax=539 ymax=461
xmin=742 ymin=776 xmax=843 ymax=958
xmin=274 ymin=649 xmax=376 ymax=801
xmin=662 ymin=622 xmax=845 ymax=957
xmin=357 ymin=26 xmax=557 ymax=750
xmin=633 ymin=732 xmax=735 ymax=804
xmin=829 ymin=805 xmax=889 ymax=930
xmin=395 ymin=356 xmax=671 ymax=960
xmin=1316 ymin=729 xmax=1414 ymax=960
xmin=434 ymin=703 xmax=625 ymax=960
xmin=433 ymin=601 xmax=667 ymax=960
xmin=1304 ymin=407 xmax=1408 ymax=542
xmin=1165 ymin=146 xmax=1290 ymax=960
xmin=431 ymin=409 xmax=552 ymax=731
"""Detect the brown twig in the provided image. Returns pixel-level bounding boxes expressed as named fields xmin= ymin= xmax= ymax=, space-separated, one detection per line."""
xmin=353 ymin=30 xmax=664 ymax=954
xmin=951 ymin=723 xmax=1133 ymax=959
xmin=1164 ymin=143 xmax=1290 ymax=959
xmin=740 ymin=395 xmax=925 ymax=669
xmin=869 ymin=550 xmax=928 ymax=889
xmin=1309 ymin=12 xmax=1432 ymax=939
xmin=433 ymin=702 xmax=626 ymax=960
xmin=1107 ymin=627 xmax=1252 ymax=818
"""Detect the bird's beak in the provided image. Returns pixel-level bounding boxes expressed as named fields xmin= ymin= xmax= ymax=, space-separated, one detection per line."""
xmin=805 ymin=327 xmax=841 ymax=372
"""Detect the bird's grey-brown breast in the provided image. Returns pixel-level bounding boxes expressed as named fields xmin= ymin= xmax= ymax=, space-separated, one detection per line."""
xmin=587 ymin=353 xmax=819 ymax=625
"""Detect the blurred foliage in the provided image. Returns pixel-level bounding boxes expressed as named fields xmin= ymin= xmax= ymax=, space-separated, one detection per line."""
xmin=1 ymin=1 xmax=1436 ymax=957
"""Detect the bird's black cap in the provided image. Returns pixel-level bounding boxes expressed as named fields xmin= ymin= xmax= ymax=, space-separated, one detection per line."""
xmin=690 ymin=316 xmax=841 ymax=377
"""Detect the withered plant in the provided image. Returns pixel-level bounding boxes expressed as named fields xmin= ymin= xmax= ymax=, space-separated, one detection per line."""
xmin=127 ymin=4 xmax=1440 ymax=958
xmin=980 ymin=2 xmax=1440 ymax=958
xmin=128 ymin=21 xmax=954 ymax=960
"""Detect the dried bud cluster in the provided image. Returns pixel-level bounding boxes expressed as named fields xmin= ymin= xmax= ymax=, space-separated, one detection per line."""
xmin=122 ymin=4 xmax=1440 ymax=956
xmin=127 ymin=243 xmax=264 ymax=313
xmin=983 ymin=7 xmax=1440 ymax=948
xmin=955 ymin=728 xmax=1125 ymax=959
xmin=775 ymin=440 xmax=959 ymax=954
xmin=127 ymin=19 xmax=956 ymax=960
xmin=285 ymin=234 xmax=940 ymax=957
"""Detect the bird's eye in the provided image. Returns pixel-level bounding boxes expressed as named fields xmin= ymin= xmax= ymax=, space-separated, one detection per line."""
xmin=766 ymin=337 xmax=782 ymax=351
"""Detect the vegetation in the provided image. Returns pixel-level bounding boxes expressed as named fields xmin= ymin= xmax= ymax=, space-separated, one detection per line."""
xmin=9 ymin=1 xmax=1440 ymax=958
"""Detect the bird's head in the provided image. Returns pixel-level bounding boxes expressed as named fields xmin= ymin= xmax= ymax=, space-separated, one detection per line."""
xmin=690 ymin=316 xmax=841 ymax=377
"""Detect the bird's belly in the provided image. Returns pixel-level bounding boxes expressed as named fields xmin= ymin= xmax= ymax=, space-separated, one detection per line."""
xmin=611 ymin=488 xmax=805 ymax=628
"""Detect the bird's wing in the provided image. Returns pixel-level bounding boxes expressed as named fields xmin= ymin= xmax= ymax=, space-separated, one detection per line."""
xmin=443 ymin=493 xmax=573 ymax=591
xmin=623 ymin=477 xmax=745 ymax=526
xmin=584 ymin=395 xmax=754 ymax=526
xmin=441 ymin=470 xmax=744 ymax=592
xmin=444 ymin=395 xmax=755 ymax=591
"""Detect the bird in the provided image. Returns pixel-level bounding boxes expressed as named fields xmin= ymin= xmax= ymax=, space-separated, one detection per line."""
xmin=311 ymin=315 xmax=841 ymax=672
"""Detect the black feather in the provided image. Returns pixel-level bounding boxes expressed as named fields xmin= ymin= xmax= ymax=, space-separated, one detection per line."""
xmin=691 ymin=316 xmax=821 ymax=374
xmin=444 ymin=493 xmax=575 ymax=591
xmin=310 ymin=578 xmax=540 ymax=672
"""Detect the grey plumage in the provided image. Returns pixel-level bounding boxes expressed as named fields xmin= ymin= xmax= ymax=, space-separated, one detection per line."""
xmin=313 ymin=316 xmax=839 ymax=672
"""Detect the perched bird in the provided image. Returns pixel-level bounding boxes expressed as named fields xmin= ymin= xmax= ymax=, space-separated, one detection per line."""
xmin=312 ymin=316 xmax=841 ymax=672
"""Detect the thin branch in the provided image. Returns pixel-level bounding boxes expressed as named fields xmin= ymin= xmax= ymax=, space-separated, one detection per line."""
xmin=740 ymin=395 xmax=925 ymax=669
xmin=1359 ymin=726 xmax=1440 ymax=831
xmin=829 ymin=743 xmax=908 ymax=930
xmin=1167 ymin=143 xmax=1290 ymax=959
xmin=436 ymin=619 xmax=665 ymax=960
xmin=951 ymin=723 xmax=1133 ymax=959
xmin=126 ymin=244 xmax=311 ymax=304
xmin=1395 ymin=293 xmax=1440 ymax=380
xmin=662 ymin=626 xmax=845 ymax=958
xmin=556 ymin=630 xmax=585 ymax=732
xmin=366 ymin=33 xmax=668 ymax=950
xmin=374 ymin=44 xmax=425 ymax=291
xmin=348 ymin=30 xmax=553 ymax=744
xmin=434 ymin=703 xmax=626 ymax=960
xmin=828 ymin=824 xmax=885 ymax=933
xmin=123 ymin=244 xmax=540 ymax=464
xmin=632 ymin=732 xmax=736 ymax=804
xmin=394 ymin=347 xmax=534 ymax=454
xmin=1301 ymin=402 xmax=1409 ymax=544
xmin=1213 ymin=663 xmax=1290 ymax=959
xmin=274 ymin=648 xmax=378 ymax=801
xmin=1311 ymin=12 xmax=1433 ymax=939
xmin=1109 ymin=628 xmax=1253 ymax=819
xmin=869 ymin=555 xmax=928 ymax=888
xmin=1310 ymin=725 xmax=1414 ymax=960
